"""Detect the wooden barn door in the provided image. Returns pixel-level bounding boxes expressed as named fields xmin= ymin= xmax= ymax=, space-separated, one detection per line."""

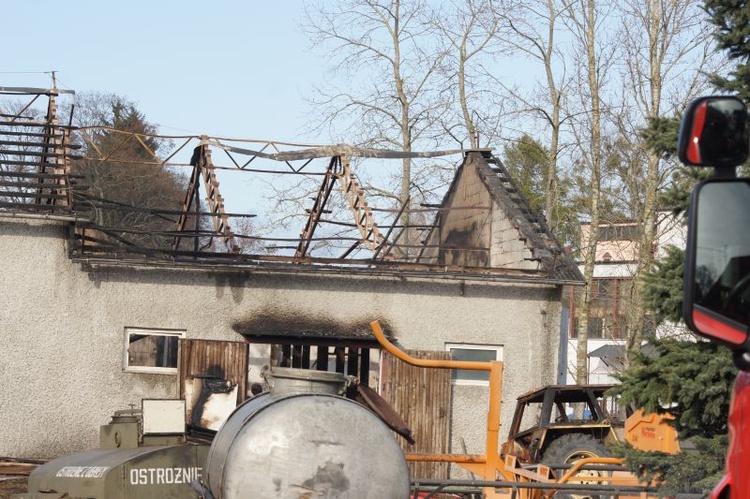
xmin=382 ymin=349 xmax=452 ymax=479
xmin=179 ymin=339 xmax=249 ymax=431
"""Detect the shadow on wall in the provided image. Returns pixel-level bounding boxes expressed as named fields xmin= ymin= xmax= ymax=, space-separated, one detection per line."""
xmin=214 ymin=273 xmax=248 ymax=304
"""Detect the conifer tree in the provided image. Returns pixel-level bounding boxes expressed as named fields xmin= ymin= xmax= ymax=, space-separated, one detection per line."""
xmin=74 ymin=95 xmax=186 ymax=249
xmin=611 ymin=339 xmax=735 ymax=494
xmin=705 ymin=0 xmax=750 ymax=101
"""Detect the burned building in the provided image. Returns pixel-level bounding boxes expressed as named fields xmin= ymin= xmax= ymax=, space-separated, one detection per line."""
xmin=0 ymin=87 xmax=582 ymax=476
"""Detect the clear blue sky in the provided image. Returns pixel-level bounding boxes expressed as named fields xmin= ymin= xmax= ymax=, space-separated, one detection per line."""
xmin=3 ymin=0 xmax=323 ymax=143
xmin=2 ymin=1 xmax=537 ymax=220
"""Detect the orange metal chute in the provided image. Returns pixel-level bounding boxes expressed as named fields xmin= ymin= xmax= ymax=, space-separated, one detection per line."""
xmin=624 ymin=409 xmax=681 ymax=454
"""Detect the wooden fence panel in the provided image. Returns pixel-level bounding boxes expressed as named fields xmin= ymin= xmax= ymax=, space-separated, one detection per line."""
xmin=383 ymin=349 xmax=452 ymax=480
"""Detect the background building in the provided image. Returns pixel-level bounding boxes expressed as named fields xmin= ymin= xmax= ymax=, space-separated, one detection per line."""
xmin=563 ymin=213 xmax=688 ymax=384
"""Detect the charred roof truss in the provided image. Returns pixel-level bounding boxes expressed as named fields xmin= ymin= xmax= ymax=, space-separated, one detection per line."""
xmin=0 ymin=87 xmax=582 ymax=285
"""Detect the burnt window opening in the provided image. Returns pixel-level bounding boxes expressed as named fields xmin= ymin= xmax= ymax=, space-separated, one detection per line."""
xmin=271 ymin=343 xmax=375 ymax=387
xmin=124 ymin=327 xmax=185 ymax=374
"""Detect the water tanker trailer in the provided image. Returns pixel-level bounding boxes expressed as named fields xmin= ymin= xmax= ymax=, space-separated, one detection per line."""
xmin=16 ymin=368 xmax=410 ymax=499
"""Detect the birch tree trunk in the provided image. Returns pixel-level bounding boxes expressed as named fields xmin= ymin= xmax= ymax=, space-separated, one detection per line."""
xmin=618 ymin=0 xmax=714 ymax=364
xmin=566 ymin=0 xmax=610 ymax=384
xmin=502 ymin=0 xmax=569 ymax=233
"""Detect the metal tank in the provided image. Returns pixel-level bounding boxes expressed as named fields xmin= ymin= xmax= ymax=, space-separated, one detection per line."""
xmin=17 ymin=444 xmax=209 ymax=499
xmin=204 ymin=368 xmax=411 ymax=499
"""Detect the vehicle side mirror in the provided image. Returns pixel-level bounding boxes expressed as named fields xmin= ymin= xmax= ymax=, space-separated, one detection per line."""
xmin=677 ymin=96 xmax=749 ymax=168
xmin=683 ymin=180 xmax=750 ymax=348
xmin=680 ymin=97 xmax=750 ymax=358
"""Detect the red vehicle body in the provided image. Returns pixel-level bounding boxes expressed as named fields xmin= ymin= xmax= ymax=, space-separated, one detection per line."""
xmin=711 ymin=370 xmax=750 ymax=498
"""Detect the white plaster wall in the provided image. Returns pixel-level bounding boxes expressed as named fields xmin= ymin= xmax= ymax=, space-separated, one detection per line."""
xmin=0 ymin=220 xmax=562 ymax=459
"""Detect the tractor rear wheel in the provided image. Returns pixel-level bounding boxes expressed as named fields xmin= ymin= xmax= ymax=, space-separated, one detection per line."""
xmin=541 ymin=433 xmax=611 ymax=499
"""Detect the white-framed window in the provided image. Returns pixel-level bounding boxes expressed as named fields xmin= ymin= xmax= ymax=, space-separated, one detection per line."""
xmin=124 ymin=327 xmax=185 ymax=374
xmin=446 ymin=343 xmax=503 ymax=385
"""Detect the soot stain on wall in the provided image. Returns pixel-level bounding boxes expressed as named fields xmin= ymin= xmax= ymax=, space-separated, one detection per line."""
xmin=232 ymin=310 xmax=395 ymax=341
xmin=441 ymin=222 xmax=489 ymax=268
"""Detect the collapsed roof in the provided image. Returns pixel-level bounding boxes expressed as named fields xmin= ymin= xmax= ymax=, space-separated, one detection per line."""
xmin=0 ymin=86 xmax=582 ymax=285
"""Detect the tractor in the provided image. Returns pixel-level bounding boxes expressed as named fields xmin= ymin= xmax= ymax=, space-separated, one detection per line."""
xmin=501 ymin=384 xmax=679 ymax=478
